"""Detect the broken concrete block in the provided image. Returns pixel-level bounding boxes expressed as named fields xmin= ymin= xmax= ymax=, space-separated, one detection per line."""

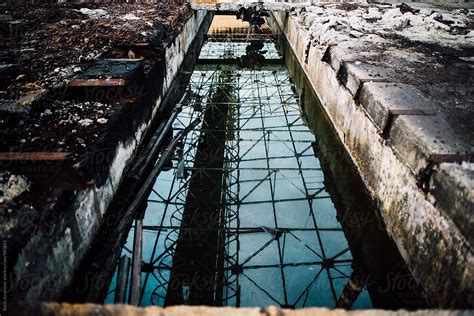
xmin=359 ymin=82 xmax=437 ymax=133
xmin=82 ymin=59 xmax=145 ymax=82
xmin=389 ymin=114 xmax=473 ymax=174
xmin=337 ymin=61 xmax=397 ymax=96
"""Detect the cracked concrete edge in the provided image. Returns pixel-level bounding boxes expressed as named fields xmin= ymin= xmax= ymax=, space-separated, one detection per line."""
xmin=388 ymin=114 xmax=472 ymax=173
xmin=15 ymin=303 xmax=469 ymax=316
xmin=358 ymin=82 xmax=437 ymax=134
xmin=339 ymin=64 xmax=473 ymax=173
xmin=270 ymin=5 xmax=473 ymax=230
xmin=268 ymin=10 xmax=473 ymax=308
xmin=429 ymin=162 xmax=474 ymax=247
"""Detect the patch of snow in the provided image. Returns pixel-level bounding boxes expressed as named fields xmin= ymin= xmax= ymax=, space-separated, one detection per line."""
xmin=78 ymin=118 xmax=94 ymax=127
xmin=121 ymin=13 xmax=140 ymax=21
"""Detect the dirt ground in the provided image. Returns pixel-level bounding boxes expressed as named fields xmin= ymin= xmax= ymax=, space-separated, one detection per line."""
xmin=1 ymin=1 xmax=190 ymax=97
xmin=0 ymin=0 xmax=192 ymax=248
xmin=0 ymin=1 xmax=191 ymax=157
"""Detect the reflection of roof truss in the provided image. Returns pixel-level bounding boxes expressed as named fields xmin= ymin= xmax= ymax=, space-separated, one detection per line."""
xmin=108 ymin=38 xmax=353 ymax=309
xmin=195 ymin=61 xmax=284 ymax=72
xmin=208 ymin=31 xmax=273 ymax=39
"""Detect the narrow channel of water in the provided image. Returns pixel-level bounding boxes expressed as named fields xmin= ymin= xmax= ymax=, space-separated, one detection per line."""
xmin=104 ymin=15 xmax=426 ymax=309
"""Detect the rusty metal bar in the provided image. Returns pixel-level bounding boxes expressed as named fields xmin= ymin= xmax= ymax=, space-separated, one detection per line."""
xmin=129 ymin=217 xmax=143 ymax=306
xmin=125 ymin=117 xmax=202 ymax=219
xmin=0 ymin=152 xmax=71 ymax=161
xmin=129 ymin=101 xmax=183 ymax=180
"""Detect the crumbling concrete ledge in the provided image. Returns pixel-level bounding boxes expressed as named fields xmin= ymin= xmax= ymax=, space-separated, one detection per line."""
xmin=268 ymin=2 xmax=473 ymax=308
xmin=8 ymin=9 xmax=212 ymax=302
xmin=16 ymin=303 xmax=473 ymax=316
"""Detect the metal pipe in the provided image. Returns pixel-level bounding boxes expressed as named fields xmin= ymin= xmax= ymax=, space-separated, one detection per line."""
xmin=129 ymin=217 xmax=143 ymax=305
xmin=114 ymin=255 xmax=131 ymax=304
xmin=336 ymin=271 xmax=365 ymax=309
xmin=125 ymin=117 xmax=202 ymax=219
xmin=129 ymin=101 xmax=184 ymax=180
xmin=125 ymin=117 xmax=202 ymax=306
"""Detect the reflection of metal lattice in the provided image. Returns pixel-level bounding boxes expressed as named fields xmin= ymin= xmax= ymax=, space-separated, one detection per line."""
xmin=105 ymin=30 xmax=369 ymax=308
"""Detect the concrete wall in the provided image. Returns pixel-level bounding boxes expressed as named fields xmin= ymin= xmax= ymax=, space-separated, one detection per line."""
xmin=268 ymin=11 xmax=473 ymax=309
xmin=9 ymin=10 xmax=211 ymax=303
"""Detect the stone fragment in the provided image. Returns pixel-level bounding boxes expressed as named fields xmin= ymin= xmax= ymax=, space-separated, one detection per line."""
xmin=78 ymin=118 xmax=93 ymax=127
xmin=0 ymin=172 xmax=31 ymax=204
xmin=359 ymin=82 xmax=437 ymax=133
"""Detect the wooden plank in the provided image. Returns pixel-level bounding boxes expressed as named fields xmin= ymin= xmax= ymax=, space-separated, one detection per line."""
xmin=0 ymin=152 xmax=71 ymax=161
xmin=69 ymin=79 xmax=127 ymax=87
xmin=0 ymin=151 xmax=89 ymax=190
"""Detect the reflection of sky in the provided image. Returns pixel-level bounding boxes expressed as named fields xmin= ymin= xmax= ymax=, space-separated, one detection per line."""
xmin=105 ymin=39 xmax=371 ymax=309
xmin=200 ymin=40 xmax=282 ymax=60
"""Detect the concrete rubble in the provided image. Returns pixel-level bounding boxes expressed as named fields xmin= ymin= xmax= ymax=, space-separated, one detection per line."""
xmin=294 ymin=3 xmax=473 ymax=48
xmin=0 ymin=1 xmax=192 ymax=161
xmin=0 ymin=172 xmax=30 ymax=205
xmin=1 ymin=1 xmax=191 ymax=106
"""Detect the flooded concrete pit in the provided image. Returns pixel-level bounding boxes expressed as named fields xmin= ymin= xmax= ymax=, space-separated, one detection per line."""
xmin=97 ymin=16 xmax=427 ymax=309
xmin=2 ymin=1 xmax=473 ymax=314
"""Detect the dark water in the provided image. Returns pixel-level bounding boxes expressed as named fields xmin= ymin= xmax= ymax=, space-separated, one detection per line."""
xmin=103 ymin=16 xmax=426 ymax=309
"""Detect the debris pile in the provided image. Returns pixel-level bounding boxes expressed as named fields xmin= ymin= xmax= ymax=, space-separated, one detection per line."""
xmin=0 ymin=99 xmax=117 ymax=161
xmin=292 ymin=2 xmax=473 ymax=48
xmin=0 ymin=172 xmax=30 ymax=206
xmin=0 ymin=2 xmax=193 ymax=239
xmin=287 ymin=2 xmax=473 ymax=151
xmin=0 ymin=171 xmax=35 ymax=238
xmin=0 ymin=1 xmax=191 ymax=161
xmin=0 ymin=1 xmax=191 ymax=100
